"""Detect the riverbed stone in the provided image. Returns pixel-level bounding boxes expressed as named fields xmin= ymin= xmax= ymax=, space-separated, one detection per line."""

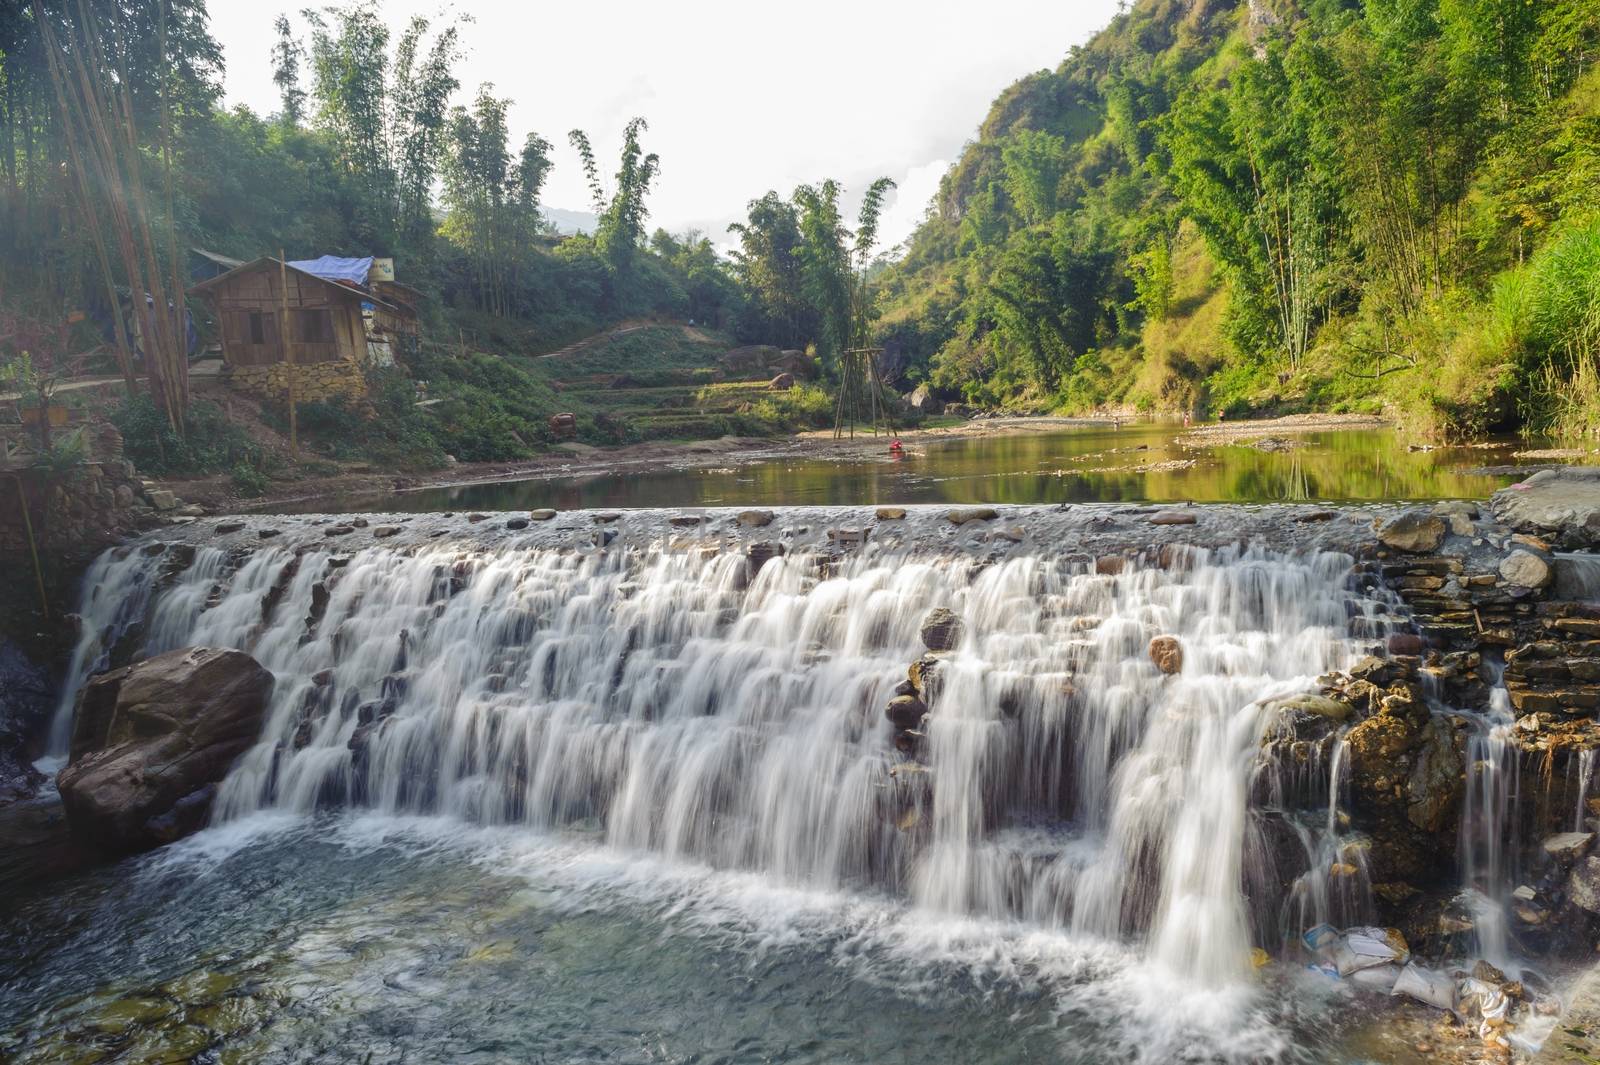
xmin=1542 ymin=832 xmax=1594 ymax=862
xmin=1149 ymin=635 xmax=1183 ymax=674
xmin=876 ymin=507 xmax=907 ymax=520
xmin=947 ymin=507 xmax=998 ymax=524
xmin=737 ymin=509 xmax=775 ymax=527
xmin=530 ymin=509 xmax=557 ymax=521
xmin=1149 ymin=510 xmax=1196 ymax=526
xmin=886 ymin=695 xmax=928 ymax=729
xmin=1567 ymin=856 xmax=1600 ymax=914
xmin=920 ymin=608 xmax=965 ymax=651
xmin=1275 ymin=693 xmax=1352 ymax=721
xmin=1377 ymin=511 xmax=1447 ymax=553
xmin=57 ymin=647 xmax=274 ymax=852
xmin=1498 ymin=549 xmax=1552 ymax=589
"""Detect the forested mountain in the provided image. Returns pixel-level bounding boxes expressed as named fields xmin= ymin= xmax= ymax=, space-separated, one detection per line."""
xmin=875 ymin=0 xmax=1600 ymax=437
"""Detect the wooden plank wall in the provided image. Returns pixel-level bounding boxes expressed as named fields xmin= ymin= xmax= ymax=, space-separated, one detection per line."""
xmin=210 ymin=269 xmax=366 ymax=368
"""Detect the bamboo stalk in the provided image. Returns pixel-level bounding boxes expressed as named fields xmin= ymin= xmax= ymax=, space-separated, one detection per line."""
xmin=8 ymin=473 xmax=50 ymax=621
xmin=279 ymin=251 xmax=299 ymax=457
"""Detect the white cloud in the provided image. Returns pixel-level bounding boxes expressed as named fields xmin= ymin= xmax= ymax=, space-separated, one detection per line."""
xmin=875 ymin=159 xmax=952 ymax=258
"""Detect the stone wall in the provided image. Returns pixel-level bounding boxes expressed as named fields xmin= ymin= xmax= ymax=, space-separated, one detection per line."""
xmin=223 ymin=357 xmax=365 ymax=403
xmin=0 ymin=459 xmax=151 ymax=561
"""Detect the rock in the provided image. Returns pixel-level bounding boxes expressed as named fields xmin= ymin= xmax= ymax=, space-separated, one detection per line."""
xmin=1276 ymin=693 xmax=1352 ymax=721
xmin=467 ymin=513 xmax=489 ymax=523
xmin=1387 ymin=633 xmax=1425 ymax=656
xmin=669 ymin=515 xmax=704 ymax=527
xmin=372 ymin=526 xmax=401 ymax=538
xmin=1377 ymin=511 xmax=1447 ymax=553
xmin=214 ymin=521 xmax=246 ymax=535
xmin=947 ymin=507 xmax=998 ymax=524
xmin=876 ymin=507 xmax=907 ymax=520
xmin=1491 ymin=467 xmax=1600 ymax=546
xmin=258 ymin=528 xmax=281 ymax=539
xmin=920 ymin=608 xmax=965 ymax=652
xmin=737 ymin=510 xmax=775 ymax=527
xmin=1149 ymin=635 xmax=1183 ymax=674
xmin=767 ymin=372 xmax=795 ymax=391
xmin=530 ymin=509 xmax=557 ymax=521
xmin=907 ymin=384 xmax=943 ymax=415
xmin=351 ymin=518 xmax=369 ymax=529
xmin=1567 ymin=856 xmax=1600 ymax=914
xmin=1149 ymin=510 xmax=1196 ymax=526
xmin=56 ymin=648 xmax=274 ymax=852
xmin=324 ymin=525 xmax=353 ymax=537
xmin=1498 ymin=550 xmax=1552 ymax=589
xmin=886 ymin=695 xmax=928 ymax=729
xmin=594 ymin=511 xmax=623 ymax=523
xmin=1542 ymin=832 xmax=1594 ymax=862
xmin=746 ymin=541 xmax=785 ymax=575
xmin=0 ymin=640 xmax=52 ymax=805
xmin=1405 ymin=717 xmax=1463 ymax=833
xmin=146 ymin=489 xmax=179 ymax=511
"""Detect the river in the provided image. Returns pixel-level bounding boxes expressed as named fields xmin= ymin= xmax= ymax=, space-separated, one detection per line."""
xmin=1 ymin=423 xmax=1584 ymax=1063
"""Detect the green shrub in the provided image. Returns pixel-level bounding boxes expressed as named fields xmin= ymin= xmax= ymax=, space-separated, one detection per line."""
xmin=230 ymin=460 xmax=271 ymax=496
xmin=113 ymin=396 xmax=263 ymax=476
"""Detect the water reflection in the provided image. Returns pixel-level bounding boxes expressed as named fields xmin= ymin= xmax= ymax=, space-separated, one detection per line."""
xmin=309 ymin=424 xmax=1586 ymax=513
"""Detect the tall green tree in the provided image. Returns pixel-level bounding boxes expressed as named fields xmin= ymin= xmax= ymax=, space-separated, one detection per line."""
xmin=568 ymin=116 xmax=659 ymax=291
xmin=300 ymin=2 xmax=460 ymax=252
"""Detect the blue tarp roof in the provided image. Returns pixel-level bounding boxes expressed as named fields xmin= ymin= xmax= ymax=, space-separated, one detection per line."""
xmin=286 ymin=255 xmax=373 ymax=285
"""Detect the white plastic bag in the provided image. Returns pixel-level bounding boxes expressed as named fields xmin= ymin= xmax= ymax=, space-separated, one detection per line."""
xmin=1391 ymin=962 xmax=1456 ymax=1010
xmin=1348 ymin=963 xmax=1401 ymax=991
xmin=1331 ymin=927 xmax=1407 ymax=976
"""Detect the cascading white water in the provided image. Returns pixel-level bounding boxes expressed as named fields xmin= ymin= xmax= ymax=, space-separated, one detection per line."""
xmin=43 ymin=546 xmax=229 ymax=760
xmin=52 ymin=530 xmax=1378 ymax=985
xmin=1458 ymin=674 xmax=1520 ymax=965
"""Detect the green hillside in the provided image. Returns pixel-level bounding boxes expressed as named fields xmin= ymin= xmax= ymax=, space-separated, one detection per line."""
xmin=876 ymin=0 xmax=1600 ymax=438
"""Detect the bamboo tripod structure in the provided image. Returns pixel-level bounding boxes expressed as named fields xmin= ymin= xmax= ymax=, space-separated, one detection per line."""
xmin=832 ymin=346 xmax=900 ymax=439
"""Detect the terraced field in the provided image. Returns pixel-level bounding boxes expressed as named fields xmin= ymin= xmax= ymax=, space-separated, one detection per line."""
xmin=518 ymin=323 xmax=825 ymax=440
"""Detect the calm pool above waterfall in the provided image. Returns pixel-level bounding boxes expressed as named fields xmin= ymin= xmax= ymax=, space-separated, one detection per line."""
xmin=315 ymin=423 xmax=1593 ymax=513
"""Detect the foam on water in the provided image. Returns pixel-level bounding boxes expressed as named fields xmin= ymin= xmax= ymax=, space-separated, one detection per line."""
xmin=47 ymin=526 xmax=1397 ymax=1058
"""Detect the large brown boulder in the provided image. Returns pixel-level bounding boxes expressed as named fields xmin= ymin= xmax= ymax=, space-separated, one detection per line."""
xmin=57 ymin=647 xmax=274 ymax=852
xmin=1376 ymin=511 xmax=1447 ymax=554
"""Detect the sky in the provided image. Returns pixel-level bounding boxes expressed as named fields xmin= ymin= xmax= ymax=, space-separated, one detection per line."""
xmin=210 ymin=0 xmax=1124 ymax=254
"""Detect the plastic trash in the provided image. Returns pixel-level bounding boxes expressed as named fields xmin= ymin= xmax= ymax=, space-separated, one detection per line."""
xmin=1391 ymin=962 xmax=1456 ymax=1010
xmin=1456 ymin=976 xmax=1510 ymax=1027
xmin=1348 ymin=963 xmax=1401 ymax=992
xmin=1302 ymin=923 xmax=1339 ymax=955
xmin=1329 ymin=926 xmax=1409 ymax=976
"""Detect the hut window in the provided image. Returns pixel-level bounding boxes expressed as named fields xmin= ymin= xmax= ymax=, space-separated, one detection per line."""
xmin=297 ymin=309 xmax=334 ymax=343
xmin=248 ymin=312 xmax=266 ymax=344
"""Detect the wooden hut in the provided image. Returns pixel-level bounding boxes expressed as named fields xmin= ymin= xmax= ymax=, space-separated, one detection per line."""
xmin=187 ymin=257 xmax=411 ymax=402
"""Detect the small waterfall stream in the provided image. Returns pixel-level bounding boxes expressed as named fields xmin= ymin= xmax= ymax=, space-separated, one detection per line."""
xmin=47 ymin=527 xmax=1384 ymax=989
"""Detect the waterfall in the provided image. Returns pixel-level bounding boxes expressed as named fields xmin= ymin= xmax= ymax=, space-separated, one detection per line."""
xmin=43 ymin=545 xmax=229 ymax=760
xmin=51 ymin=521 xmax=1379 ymax=985
xmin=1458 ymin=675 xmax=1520 ymax=965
